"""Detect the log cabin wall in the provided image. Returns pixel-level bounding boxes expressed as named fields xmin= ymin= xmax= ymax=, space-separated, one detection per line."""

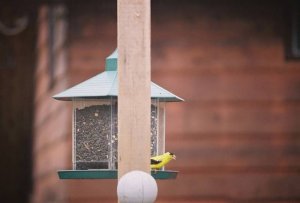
xmin=152 ymin=0 xmax=300 ymax=202
xmin=32 ymin=0 xmax=300 ymax=202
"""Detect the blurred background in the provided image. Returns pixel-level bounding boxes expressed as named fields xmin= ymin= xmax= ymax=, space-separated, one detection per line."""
xmin=1 ymin=0 xmax=300 ymax=202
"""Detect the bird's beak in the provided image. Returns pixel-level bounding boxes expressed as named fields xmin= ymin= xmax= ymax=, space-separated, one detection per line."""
xmin=173 ymin=155 xmax=176 ymax=160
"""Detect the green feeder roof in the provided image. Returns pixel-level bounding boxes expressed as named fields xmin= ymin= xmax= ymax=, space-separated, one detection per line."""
xmin=53 ymin=50 xmax=183 ymax=102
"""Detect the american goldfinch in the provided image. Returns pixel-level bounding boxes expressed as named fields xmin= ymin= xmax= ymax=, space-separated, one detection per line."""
xmin=150 ymin=152 xmax=176 ymax=169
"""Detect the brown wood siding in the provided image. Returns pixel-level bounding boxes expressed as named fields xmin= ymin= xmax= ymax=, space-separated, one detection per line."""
xmin=32 ymin=4 xmax=71 ymax=203
xmin=152 ymin=1 xmax=300 ymax=202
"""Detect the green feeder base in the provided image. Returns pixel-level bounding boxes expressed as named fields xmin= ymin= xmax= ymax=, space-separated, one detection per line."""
xmin=58 ymin=169 xmax=178 ymax=180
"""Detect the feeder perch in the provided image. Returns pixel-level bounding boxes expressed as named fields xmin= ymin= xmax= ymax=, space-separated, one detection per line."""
xmin=53 ymin=50 xmax=183 ymax=179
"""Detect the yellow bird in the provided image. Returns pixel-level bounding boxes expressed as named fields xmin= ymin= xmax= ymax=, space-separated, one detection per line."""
xmin=150 ymin=152 xmax=176 ymax=170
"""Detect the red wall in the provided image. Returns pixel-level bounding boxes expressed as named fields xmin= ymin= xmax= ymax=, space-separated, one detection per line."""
xmin=33 ymin=5 xmax=71 ymax=203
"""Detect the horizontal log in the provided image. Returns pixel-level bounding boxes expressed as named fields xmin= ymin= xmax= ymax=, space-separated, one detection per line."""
xmin=156 ymin=198 xmax=300 ymax=203
xmin=166 ymin=102 xmax=300 ymax=134
xmin=67 ymin=180 xmax=117 ymax=199
xmin=34 ymin=138 xmax=70 ymax=179
xmin=157 ymin=173 xmax=300 ymax=200
xmin=153 ymin=72 xmax=300 ymax=102
xmin=164 ymin=136 xmax=300 ymax=169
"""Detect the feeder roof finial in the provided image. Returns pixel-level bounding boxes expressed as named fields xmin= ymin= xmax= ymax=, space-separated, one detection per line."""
xmin=105 ymin=49 xmax=118 ymax=71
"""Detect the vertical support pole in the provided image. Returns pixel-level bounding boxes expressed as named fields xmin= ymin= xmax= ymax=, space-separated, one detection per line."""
xmin=117 ymin=0 xmax=151 ymax=179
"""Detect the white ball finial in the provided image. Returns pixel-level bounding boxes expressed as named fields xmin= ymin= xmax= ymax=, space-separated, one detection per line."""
xmin=117 ymin=170 xmax=158 ymax=203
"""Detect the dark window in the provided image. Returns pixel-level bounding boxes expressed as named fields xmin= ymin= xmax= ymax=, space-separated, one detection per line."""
xmin=286 ymin=1 xmax=300 ymax=59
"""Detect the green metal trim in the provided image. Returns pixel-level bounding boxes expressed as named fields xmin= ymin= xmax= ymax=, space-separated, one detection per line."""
xmin=58 ymin=169 xmax=178 ymax=180
xmin=105 ymin=49 xmax=117 ymax=71
xmin=152 ymin=170 xmax=178 ymax=179
xmin=105 ymin=58 xmax=117 ymax=71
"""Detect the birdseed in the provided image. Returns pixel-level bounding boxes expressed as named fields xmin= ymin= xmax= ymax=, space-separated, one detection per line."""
xmin=74 ymin=103 xmax=159 ymax=170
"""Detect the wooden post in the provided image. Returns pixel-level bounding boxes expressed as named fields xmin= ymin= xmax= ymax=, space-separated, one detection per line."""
xmin=117 ymin=0 xmax=151 ymax=179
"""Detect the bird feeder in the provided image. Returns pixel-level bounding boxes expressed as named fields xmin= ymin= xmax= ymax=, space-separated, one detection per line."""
xmin=53 ymin=50 xmax=183 ymax=179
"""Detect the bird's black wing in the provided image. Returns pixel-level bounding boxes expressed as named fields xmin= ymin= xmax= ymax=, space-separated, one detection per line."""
xmin=151 ymin=159 xmax=162 ymax=165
